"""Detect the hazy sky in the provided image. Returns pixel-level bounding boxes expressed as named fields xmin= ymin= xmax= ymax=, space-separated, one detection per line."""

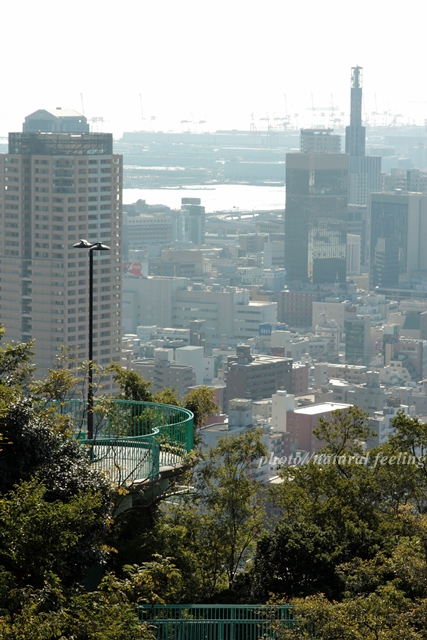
xmin=2 ymin=0 xmax=425 ymax=138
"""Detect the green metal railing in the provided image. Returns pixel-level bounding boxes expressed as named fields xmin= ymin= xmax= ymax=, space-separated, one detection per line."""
xmin=139 ymin=605 xmax=295 ymax=639
xmin=55 ymin=399 xmax=194 ymax=486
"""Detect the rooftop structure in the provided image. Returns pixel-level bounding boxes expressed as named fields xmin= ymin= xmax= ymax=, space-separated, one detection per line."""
xmin=300 ymin=128 xmax=341 ymax=154
xmin=23 ymin=108 xmax=90 ymax=133
xmin=292 ymin=401 xmax=352 ymax=416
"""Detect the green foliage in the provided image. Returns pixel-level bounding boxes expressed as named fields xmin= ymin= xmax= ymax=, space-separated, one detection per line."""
xmin=157 ymin=504 xmax=229 ymax=601
xmin=108 ymin=364 xmax=218 ymax=430
xmin=0 ymin=332 xmax=183 ymax=633
xmin=152 ymin=387 xmax=180 ymax=406
xmin=107 ymin=364 xmax=217 ymax=447
xmin=0 ymin=571 xmax=154 ymax=639
xmin=184 ymin=385 xmax=218 ymax=429
xmin=274 ymin=587 xmax=424 ymax=639
xmin=0 ymin=331 xmax=114 ymax=601
xmin=0 ymin=479 xmax=109 ymax=589
xmin=31 ymin=367 xmax=80 ymax=405
xmin=0 ymin=396 xmax=114 ymax=509
xmin=313 ymin=405 xmax=370 ymax=457
xmin=0 ymin=326 xmax=35 ymax=389
xmin=268 ymin=509 xmax=427 ymax=638
xmin=157 ymin=429 xmax=268 ymax=601
xmin=102 ymin=556 xmax=183 ymax=605
xmin=11 ymin=317 xmax=427 ymax=633
xmin=108 ymin=362 xmax=153 ymax=402
xmin=251 ymin=409 xmax=427 ymax=602
xmin=106 ymin=503 xmax=161 ymax=571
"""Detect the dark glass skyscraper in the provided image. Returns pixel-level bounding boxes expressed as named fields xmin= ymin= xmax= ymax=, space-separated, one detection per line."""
xmin=370 ymin=192 xmax=427 ymax=288
xmin=285 ymin=153 xmax=348 ymax=284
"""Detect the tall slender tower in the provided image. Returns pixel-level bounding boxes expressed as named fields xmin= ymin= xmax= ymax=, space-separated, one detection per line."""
xmin=345 ymin=67 xmax=381 ymax=208
xmin=345 ymin=66 xmax=365 ymax=157
xmin=0 ymin=109 xmax=122 ymax=379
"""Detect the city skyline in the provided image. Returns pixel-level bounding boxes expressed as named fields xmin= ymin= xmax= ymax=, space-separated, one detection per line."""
xmin=1 ymin=0 xmax=426 ymax=138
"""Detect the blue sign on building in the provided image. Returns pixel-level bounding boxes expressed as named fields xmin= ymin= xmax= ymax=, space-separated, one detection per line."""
xmin=259 ymin=323 xmax=273 ymax=336
xmin=259 ymin=322 xmax=287 ymax=337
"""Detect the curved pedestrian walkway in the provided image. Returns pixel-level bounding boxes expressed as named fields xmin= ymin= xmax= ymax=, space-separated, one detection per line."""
xmin=58 ymin=399 xmax=194 ymax=487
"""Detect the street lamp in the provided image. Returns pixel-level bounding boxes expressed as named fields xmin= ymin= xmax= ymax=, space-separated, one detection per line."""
xmin=73 ymin=239 xmax=110 ymax=439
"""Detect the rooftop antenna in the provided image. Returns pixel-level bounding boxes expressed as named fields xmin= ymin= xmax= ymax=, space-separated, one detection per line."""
xmin=80 ymin=93 xmax=85 ymax=116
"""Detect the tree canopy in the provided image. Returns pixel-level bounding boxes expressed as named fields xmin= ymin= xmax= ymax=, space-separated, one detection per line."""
xmin=252 ymin=408 xmax=427 ymax=637
xmin=5 ymin=326 xmax=427 ymax=636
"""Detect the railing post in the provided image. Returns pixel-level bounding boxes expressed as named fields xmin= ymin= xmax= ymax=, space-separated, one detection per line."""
xmin=186 ymin=415 xmax=194 ymax=452
xmin=151 ymin=436 xmax=160 ymax=482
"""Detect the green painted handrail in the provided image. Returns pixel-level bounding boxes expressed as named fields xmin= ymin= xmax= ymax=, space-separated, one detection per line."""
xmin=54 ymin=399 xmax=194 ymax=486
xmin=139 ymin=604 xmax=296 ymax=638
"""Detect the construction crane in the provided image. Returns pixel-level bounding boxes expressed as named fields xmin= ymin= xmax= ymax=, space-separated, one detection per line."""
xmin=139 ymin=93 xmax=146 ymax=128
xmin=293 ymin=113 xmax=299 ymax=130
xmin=308 ymin=94 xmax=341 ymax=128
xmin=282 ymin=94 xmax=291 ymax=129
xmin=259 ymin=115 xmax=271 ymax=131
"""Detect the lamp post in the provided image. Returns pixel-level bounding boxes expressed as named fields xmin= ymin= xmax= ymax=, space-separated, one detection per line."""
xmin=73 ymin=239 xmax=110 ymax=439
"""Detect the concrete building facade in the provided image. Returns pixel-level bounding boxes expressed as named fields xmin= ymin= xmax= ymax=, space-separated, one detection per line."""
xmin=122 ymin=276 xmax=189 ymax=333
xmin=278 ymin=289 xmax=316 ymax=328
xmin=300 ymin=129 xmax=341 ymax=154
xmin=133 ymin=348 xmax=196 ymax=398
xmin=285 ymin=402 xmax=353 ymax=455
xmin=226 ymin=345 xmax=292 ymax=409
xmin=0 ymin=118 xmax=122 ymax=377
xmin=345 ymin=316 xmax=371 ymax=365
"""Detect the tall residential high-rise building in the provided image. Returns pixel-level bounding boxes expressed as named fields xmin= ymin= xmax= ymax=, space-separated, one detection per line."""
xmin=345 ymin=67 xmax=381 ymax=206
xmin=370 ymin=192 xmax=427 ymax=289
xmin=181 ymin=198 xmax=205 ymax=245
xmin=0 ymin=110 xmax=122 ymax=378
xmin=284 ymin=152 xmax=348 ymax=284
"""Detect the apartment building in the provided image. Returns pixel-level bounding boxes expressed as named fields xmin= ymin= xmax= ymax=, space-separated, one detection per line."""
xmin=133 ymin=348 xmax=196 ymax=398
xmin=0 ymin=110 xmax=122 ymax=377
xmin=226 ymin=345 xmax=292 ymax=409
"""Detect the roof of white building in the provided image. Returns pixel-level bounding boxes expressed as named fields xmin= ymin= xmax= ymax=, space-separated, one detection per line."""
xmin=293 ymin=402 xmax=352 ymax=416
